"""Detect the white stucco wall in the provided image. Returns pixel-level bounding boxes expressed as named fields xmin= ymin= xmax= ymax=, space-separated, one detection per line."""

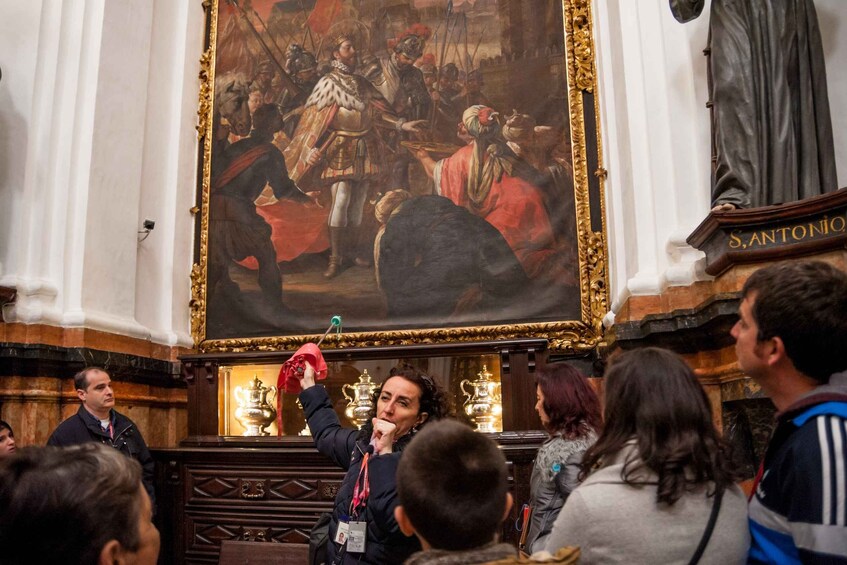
xmin=595 ymin=0 xmax=847 ymax=325
xmin=0 ymin=0 xmax=203 ymax=346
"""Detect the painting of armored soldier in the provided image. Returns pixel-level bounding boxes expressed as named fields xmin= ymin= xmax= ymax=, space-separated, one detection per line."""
xmin=198 ymin=0 xmax=606 ymax=350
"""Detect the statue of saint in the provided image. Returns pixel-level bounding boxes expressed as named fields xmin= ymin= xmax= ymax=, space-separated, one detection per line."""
xmin=670 ymin=0 xmax=837 ymax=210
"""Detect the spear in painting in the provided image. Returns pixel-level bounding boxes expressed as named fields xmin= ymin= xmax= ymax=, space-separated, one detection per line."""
xmin=226 ymin=0 xmax=302 ymax=98
xmin=298 ymin=0 xmax=317 ymax=51
xmin=470 ymin=25 xmax=486 ymax=67
xmin=247 ymin=1 xmax=288 ymax=66
xmin=447 ymin=15 xmax=464 ymax=73
xmin=431 ymin=1 xmax=454 ymax=135
xmin=438 ymin=1 xmax=454 ymax=72
xmin=463 ymin=13 xmax=471 ymax=73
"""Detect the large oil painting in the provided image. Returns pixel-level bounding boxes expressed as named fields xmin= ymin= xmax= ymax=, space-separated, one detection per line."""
xmin=192 ymin=0 xmax=608 ymax=353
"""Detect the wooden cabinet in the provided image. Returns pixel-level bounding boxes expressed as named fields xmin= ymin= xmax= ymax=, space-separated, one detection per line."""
xmin=153 ymin=339 xmax=550 ymax=564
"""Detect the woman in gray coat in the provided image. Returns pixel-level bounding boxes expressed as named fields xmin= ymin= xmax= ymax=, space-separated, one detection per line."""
xmin=544 ymin=348 xmax=749 ymax=564
xmin=524 ymin=363 xmax=601 ymax=554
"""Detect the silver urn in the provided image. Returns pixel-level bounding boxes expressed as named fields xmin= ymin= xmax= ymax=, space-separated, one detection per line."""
xmin=234 ymin=375 xmax=278 ymax=436
xmin=342 ymin=370 xmax=378 ymax=429
xmin=460 ymin=365 xmax=503 ymax=433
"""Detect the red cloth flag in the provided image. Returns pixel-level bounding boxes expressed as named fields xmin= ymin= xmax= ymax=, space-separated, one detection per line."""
xmin=307 ymin=0 xmax=341 ymax=35
xmin=278 ymin=343 xmax=328 ymax=394
xmin=276 ymin=342 xmax=328 ymax=435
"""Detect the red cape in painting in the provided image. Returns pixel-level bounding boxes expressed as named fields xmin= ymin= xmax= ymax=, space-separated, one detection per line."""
xmin=238 ymin=199 xmax=329 ymax=269
xmin=437 ymin=143 xmax=564 ymax=281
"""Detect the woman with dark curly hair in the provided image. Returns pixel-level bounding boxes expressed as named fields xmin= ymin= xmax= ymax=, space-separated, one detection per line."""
xmin=544 ymin=347 xmax=749 ymax=563
xmin=525 ymin=362 xmax=601 ymax=553
xmin=299 ymin=361 xmax=452 ymax=565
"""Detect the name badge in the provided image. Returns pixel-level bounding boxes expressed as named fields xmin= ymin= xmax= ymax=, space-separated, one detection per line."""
xmin=346 ymin=521 xmax=367 ymax=553
xmin=334 ymin=520 xmax=349 ymax=545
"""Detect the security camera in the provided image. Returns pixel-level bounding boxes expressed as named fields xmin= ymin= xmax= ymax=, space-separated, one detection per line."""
xmin=138 ymin=219 xmax=156 ymax=242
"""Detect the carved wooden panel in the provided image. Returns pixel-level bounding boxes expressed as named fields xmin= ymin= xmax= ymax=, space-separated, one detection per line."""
xmin=185 ymin=511 xmax=315 ymax=563
xmin=154 ymin=440 xmax=545 ymax=564
xmin=185 ymin=465 xmax=344 ymax=505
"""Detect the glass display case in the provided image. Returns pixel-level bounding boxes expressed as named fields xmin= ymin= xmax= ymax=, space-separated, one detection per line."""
xmin=180 ymin=338 xmax=549 ymax=438
xmin=218 ymin=354 xmax=504 ymax=437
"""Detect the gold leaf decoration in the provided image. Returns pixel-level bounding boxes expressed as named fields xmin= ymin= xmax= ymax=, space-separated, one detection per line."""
xmin=570 ymin=0 xmax=595 ymax=93
xmin=190 ymin=262 xmax=206 ymax=341
xmin=196 ymin=48 xmax=213 ymax=140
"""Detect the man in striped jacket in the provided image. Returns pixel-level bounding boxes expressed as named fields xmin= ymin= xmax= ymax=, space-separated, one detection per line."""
xmin=731 ymin=260 xmax=847 ymax=563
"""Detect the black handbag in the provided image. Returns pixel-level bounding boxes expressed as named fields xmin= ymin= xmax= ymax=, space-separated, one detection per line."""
xmin=309 ymin=512 xmax=333 ymax=565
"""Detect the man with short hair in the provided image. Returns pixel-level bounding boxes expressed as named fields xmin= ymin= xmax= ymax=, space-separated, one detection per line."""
xmin=395 ymin=420 xmax=578 ymax=564
xmin=48 ymin=367 xmax=156 ymax=508
xmin=0 ymin=443 xmax=160 ymax=564
xmin=0 ymin=419 xmax=16 ymax=459
xmin=731 ymin=260 xmax=847 ymax=563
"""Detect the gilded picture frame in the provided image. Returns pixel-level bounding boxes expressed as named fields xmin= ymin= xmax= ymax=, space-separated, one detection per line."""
xmin=191 ymin=0 xmax=608 ymax=354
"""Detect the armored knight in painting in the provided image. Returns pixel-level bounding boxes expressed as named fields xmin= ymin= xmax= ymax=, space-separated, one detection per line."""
xmin=283 ymin=32 xmax=424 ymax=279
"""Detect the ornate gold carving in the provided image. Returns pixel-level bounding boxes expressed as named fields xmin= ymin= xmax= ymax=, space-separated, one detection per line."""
xmin=586 ymin=233 xmax=607 ymax=336
xmin=197 ymin=320 xmax=598 ymax=354
xmin=563 ymin=0 xmax=608 ymax=350
xmin=192 ymin=0 xmax=219 ymax=347
xmin=191 ymin=0 xmax=608 ymax=354
xmin=190 ymin=262 xmax=206 ymax=343
xmin=569 ymin=0 xmax=595 ymax=93
xmin=197 ymin=48 xmax=213 ymax=140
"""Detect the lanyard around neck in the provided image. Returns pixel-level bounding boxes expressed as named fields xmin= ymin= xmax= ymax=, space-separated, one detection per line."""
xmin=350 ymin=452 xmax=370 ymax=517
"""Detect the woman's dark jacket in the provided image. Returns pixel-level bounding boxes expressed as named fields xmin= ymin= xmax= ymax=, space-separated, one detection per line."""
xmin=300 ymin=385 xmax=421 ymax=565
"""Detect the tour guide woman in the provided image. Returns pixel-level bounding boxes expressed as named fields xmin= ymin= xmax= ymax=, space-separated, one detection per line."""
xmin=299 ymin=361 xmax=451 ymax=564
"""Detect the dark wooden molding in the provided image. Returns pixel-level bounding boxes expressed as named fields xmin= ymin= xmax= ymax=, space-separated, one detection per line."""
xmin=687 ymin=188 xmax=847 ymax=276
xmin=607 ymin=293 xmax=740 ymax=354
xmin=0 ymin=341 xmax=184 ymax=387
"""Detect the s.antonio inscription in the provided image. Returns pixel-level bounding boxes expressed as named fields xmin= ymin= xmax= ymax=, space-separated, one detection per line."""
xmin=728 ymin=214 xmax=847 ymax=250
xmin=687 ymin=188 xmax=847 ymax=276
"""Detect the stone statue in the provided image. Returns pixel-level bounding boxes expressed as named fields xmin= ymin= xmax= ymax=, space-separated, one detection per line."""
xmin=670 ymin=0 xmax=837 ymax=210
